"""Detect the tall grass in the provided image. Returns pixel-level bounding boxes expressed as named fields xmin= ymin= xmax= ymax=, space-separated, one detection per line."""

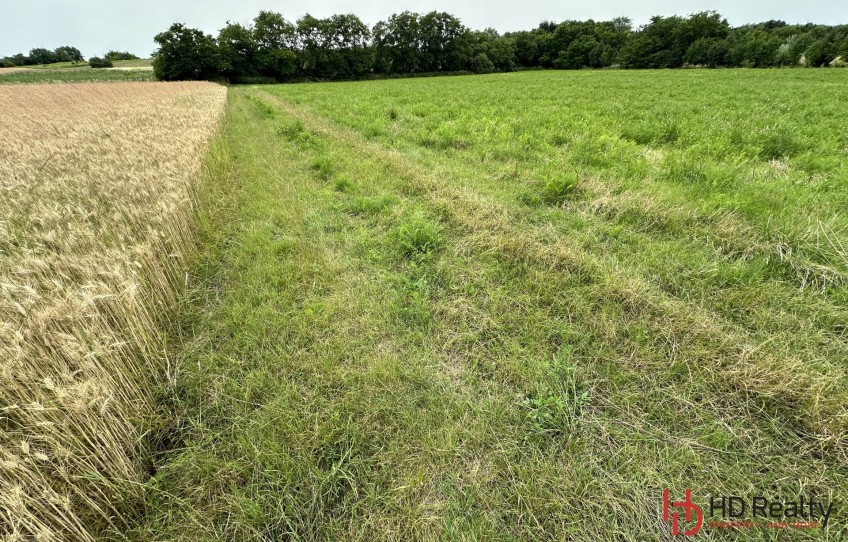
xmin=0 ymin=82 xmax=226 ymax=541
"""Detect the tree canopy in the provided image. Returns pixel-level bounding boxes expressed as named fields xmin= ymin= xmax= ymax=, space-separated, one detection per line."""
xmin=115 ymin=10 xmax=848 ymax=81
xmin=1 ymin=46 xmax=85 ymax=67
xmin=152 ymin=23 xmax=224 ymax=81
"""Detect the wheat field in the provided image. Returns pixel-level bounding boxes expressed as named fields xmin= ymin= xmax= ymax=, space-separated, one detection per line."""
xmin=0 ymin=82 xmax=226 ymax=541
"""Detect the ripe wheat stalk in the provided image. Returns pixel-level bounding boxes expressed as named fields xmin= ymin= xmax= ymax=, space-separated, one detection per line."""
xmin=0 ymin=82 xmax=227 ymax=541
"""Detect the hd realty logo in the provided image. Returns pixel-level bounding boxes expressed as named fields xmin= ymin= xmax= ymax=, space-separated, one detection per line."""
xmin=663 ymin=489 xmax=704 ymax=536
xmin=662 ymin=489 xmax=834 ymax=536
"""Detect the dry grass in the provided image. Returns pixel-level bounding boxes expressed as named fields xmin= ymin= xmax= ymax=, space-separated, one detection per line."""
xmin=0 ymin=82 xmax=226 ymax=541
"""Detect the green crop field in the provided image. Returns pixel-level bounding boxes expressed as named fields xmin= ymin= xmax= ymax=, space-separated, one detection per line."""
xmin=118 ymin=69 xmax=847 ymax=540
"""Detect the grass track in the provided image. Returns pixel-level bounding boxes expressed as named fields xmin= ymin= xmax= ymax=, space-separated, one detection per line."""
xmin=130 ymin=71 xmax=848 ymax=540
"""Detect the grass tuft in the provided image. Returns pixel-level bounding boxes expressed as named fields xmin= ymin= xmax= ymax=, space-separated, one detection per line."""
xmin=311 ymin=155 xmax=336 ymax=180
xmin=523 ymin=354 xmax=589 ymax=442
xmin=333 ymin=174 xmax=356 ymax=193
xmin=541 ymin=171 xmax=580 ymax=205
xmin=392 ymin=209 xmax=445 ymax=259
xmin=276 ymin=119 xmax=305 ymax=139
xmin=343 ymin=194 xmax=397 ymax=216
xmin=758 ymin=128 xmax=802 ymax=159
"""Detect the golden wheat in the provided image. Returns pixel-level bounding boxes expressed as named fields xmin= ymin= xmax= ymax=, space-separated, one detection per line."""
xmin=0 ymin=82 xmax=227 ymax=541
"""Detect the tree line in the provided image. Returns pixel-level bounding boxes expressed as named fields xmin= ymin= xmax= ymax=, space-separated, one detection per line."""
xmin=0 ymin=48 xmax=138 ymax=67
xmin=152 ymin=11 xmax=848 ymax=81
xmin=5 ymin=11 xmax=846 ymax=77
xmin=1 ymin=46 xmax=84 ymax=66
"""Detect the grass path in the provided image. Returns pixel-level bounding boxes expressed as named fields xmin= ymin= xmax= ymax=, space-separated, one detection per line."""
xmin=128 ymin=82 xmax=847 ymax=541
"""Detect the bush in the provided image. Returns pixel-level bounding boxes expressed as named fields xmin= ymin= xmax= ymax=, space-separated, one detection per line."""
xmin=88 ymin=57 xmax=113 ymax=68
xmin=470 ymin=52 xmax=495 ymax=74
xmin=105 ymin=51 xmax=140 ymax=61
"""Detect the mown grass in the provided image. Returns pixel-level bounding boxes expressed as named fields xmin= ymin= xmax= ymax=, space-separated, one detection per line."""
xmin=129 ymin=70 xmax=847 ymax=540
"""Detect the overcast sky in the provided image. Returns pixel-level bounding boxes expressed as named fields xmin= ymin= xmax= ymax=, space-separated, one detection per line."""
xmin=2 ymin=0 xmax=846 ymax=58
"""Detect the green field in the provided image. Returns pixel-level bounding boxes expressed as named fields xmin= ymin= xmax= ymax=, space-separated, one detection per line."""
xmin=112 ymin=58 xmax=154 ymax=68
xmin=8 ymin=58 xmax=151 ymax=70
xmin=23 ymin=60 xmax=89 ymax=69
xmin=0 ymin=59 xmax=154 ymax=84
xmin=125 ymin=70 xmax=847 ymax=540
xmin=0 ymin=67 xmax=154 ymax=84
